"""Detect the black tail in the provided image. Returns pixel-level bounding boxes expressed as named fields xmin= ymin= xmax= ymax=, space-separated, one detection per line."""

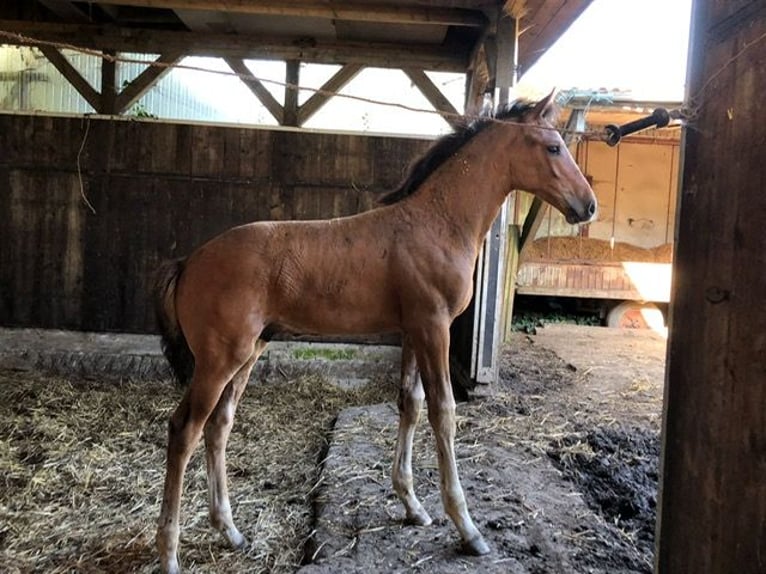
xmin=154 ymin=258 xmax=195 ymax=386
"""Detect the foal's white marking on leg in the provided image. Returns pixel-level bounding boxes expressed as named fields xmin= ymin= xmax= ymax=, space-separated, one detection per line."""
xmin=204 ymin=350 xmax=261 ymax=550
xmin=410 ymin=323 xmax=490 ymax=556
xmin=392 ymin=348 xmax=432 ymax=526
xmin=156 ymin=357 xmax=248 ymax=574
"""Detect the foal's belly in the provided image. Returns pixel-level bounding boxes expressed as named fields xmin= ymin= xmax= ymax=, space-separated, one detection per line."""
xmin=271 ymin=282 xmax=401 ymax=337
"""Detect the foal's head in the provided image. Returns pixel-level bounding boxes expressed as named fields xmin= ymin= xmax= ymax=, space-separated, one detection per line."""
xmin=503 ymin=92 xmax=597 ymax=224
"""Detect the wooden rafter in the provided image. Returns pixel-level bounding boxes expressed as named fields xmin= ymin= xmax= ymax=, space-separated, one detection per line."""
xmin=403 ymin=68 xmax=460 ymax=129
xmin=36 ymin=0 xmax=90 ymax=22
xmin=115 ymin=51 xmax=183 ymax=113
xmin=37 ymin=45 xmax=100 ymax=111
xmin=298 ymin=63 xmax=363 ymax=126
xmin=224 ymin=57 xmax=284 ymax=124
xmin=85 ymin=0 xmax=487 ymax=27
xmin=1 ymin=20 xmax=467 ymax=72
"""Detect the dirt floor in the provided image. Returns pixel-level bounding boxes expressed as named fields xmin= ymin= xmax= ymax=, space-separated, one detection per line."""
xmin=0 ymin=325 xmax=666 ymax=573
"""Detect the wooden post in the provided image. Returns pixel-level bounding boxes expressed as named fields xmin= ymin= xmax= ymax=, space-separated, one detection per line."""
xmin=100 ymin=50 xmax=116 ymax=115
xmin=283 ymin=59 xmax=300 ymax=127
xmin=656 ymin=3 xmax=766 ymax=573
xmin=471 ymin=10 xmax=518 ymax=384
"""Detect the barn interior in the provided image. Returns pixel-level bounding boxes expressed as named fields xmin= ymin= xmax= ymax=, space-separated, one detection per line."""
xmin=0 ymin=2 xmax=763 ymax=574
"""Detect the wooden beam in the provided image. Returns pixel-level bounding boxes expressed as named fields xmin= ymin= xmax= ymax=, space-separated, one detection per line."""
xmin=36 ymin=0 xmax=89 ymax=22
xmin=403 ymin=67 xmax=460 ymax=129
xmin=656 ymin=3 xmax=766 ymax=573
xmin=85 ymin=0 xmax=487 ymax=27
xmin=37 ymin=45 xmax=101 ymax=111
xmin=115 ymin=51 xmax=182 ymax=114
xmin=297 ymin=63 xmax=363 ymax=126
xmin=517 ymin=195 xmax=546 ymax=254
xmin=0 ymin=20 xmax=467 ymax=72
xmin=494 ymin=13 xmax=518 ymax=104
xmin=283 ymin=60 xmax=300 ymax=127
xmin=100 ymin=50 xmax=116 ymax=114
xmin=224 ymin=57 xmax=284 ymax=124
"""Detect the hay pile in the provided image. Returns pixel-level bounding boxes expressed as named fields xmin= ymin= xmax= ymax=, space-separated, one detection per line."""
xmin=0 ymin=370 xmax=397 ymax=573
xmin=524 ymin=237 xmax=673 ymax=263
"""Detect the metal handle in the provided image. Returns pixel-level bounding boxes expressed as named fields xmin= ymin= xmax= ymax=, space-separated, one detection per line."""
xmin=604 ymin=108 xmax=672 ymax=146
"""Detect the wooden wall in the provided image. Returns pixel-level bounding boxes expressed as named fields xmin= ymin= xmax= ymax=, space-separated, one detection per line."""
xmin=0 ymin=114 xmax=429 ymax=333
xmin=657 ymin=2 xmax=766 ymax=573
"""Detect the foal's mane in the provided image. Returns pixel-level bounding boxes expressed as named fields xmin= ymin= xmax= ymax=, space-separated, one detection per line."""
xmin=378 ymin=100 xmax=538 ymax=206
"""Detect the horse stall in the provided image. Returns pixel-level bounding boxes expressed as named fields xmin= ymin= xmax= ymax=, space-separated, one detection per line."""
xmin=1 ymin=1 xmax=762 ymax=574
xmin=0 ymin=119 xmax=665 ymax=572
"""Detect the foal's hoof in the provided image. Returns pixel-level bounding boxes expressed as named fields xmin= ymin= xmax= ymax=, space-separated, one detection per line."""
xmin=161 ymin=557 xmax=180 ymax=574
xmin=405 ymin=509 xmax=433 ymax=527
xmin=223 ymin=527 xmax=246 ymax=550
xmin=461 ymin=534 xmax=491 ymax=556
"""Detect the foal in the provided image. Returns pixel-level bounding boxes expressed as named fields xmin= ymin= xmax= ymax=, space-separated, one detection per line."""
xmin=154 ymin=92 xmax=596 ymax=573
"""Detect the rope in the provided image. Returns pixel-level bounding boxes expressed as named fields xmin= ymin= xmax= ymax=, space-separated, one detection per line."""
xmin=76 ymin=115 xmax=96 ymax=214
xmin=1 ymin=22 xmax=762 ymax=132
xmin=0 ymin=29 xmax=606 ymax=139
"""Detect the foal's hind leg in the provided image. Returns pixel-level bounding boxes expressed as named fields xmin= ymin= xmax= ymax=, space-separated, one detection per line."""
xmin=392 ymin=336 xmax=432 ymax=526
xmin=409 ymin=320 xmax=490 ymax=556
xmin=156 ymin=351 xmax=251 ymax=574
xmin=204 ymin=340 xmax=266 ymax=548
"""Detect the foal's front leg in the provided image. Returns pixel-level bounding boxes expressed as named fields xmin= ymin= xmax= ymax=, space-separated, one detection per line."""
xmin=411 ymin=322 xmax=490 ymax=556
xmin=392 ymin=337 xmax=432 ymax=526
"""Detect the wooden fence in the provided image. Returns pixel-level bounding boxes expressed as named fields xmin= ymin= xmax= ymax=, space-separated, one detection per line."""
xmin=0 ymin=114 xmax=429 ymax=333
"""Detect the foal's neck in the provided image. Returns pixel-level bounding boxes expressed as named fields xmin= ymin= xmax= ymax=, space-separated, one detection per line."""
xmin=410 ymin=124 xmax=516 ymax=253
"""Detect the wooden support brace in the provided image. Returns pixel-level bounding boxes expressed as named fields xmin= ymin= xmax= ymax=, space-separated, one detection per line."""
xmin=297 ymin=63 xmax=363 ymax=126
xmin=403 ymin=67 xmax=461 ymax=129
xmin=517 ymin=196 xmax=547 ymax=254
xmin=224 ymin=57 xmax=284 ymax=124
xmin=115 ymin=51 xmax=183 ymax=114
xmin=38 ymin=45 xmax=101 ymax=112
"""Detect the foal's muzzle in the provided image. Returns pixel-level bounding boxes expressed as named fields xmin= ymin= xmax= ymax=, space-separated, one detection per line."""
xmin=566 ymin=199 xmax=598 ymax=224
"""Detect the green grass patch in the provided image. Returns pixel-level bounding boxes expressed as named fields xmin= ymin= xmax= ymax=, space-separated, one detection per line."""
xmin=291 ymin=347 xmax=358 ymax=361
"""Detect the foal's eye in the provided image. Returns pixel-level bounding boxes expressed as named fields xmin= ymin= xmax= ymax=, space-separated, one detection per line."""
xmin=546 ymin=145 xmax=561 ymax=155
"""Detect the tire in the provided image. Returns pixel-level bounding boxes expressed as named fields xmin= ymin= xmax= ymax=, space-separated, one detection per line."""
xmin=607 ymin=301 xmax=665 ymax=330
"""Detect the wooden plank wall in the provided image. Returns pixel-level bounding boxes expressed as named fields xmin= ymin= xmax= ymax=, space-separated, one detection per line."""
xmin=657 ymin=2 xmax=766 ymax=573
xmin=0 ymin=115 xmax=429 ymax=333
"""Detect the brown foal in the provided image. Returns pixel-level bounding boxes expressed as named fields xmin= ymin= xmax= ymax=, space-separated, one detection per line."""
xmin=153 ymin=91 xmax=597 ymax=573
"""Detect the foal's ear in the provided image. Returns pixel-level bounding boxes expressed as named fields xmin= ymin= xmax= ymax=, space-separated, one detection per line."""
xmin=529 ymin=89 xmax=557 ymax=121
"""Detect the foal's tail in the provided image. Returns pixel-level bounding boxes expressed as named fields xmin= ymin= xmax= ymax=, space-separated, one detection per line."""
xmin=154 ymin=258 xmax=195 ymax=386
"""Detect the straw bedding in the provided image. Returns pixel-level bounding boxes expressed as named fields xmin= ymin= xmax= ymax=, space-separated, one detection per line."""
xmin=0 ymin=370 xmax=397 ymax=573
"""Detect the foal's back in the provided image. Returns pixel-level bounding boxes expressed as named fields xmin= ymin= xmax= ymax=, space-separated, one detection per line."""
xmin=175 ymin=204 xmax=430 ymax=341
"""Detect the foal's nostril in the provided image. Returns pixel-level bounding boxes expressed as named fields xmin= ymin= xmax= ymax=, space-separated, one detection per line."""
xmin=587 ymin=201 xmax=597 ymax=217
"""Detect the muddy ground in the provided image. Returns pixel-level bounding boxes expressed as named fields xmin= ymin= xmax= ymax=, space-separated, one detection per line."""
xmin=0 ymin=325 xmax=665 ymax=573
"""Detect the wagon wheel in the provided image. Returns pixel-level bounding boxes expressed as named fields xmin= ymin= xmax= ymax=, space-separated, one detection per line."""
xmin=607 ymin=301 xmax=665 ymax=330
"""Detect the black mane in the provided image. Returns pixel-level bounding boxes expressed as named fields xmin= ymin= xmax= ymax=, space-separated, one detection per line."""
xmin=378 ymin=101 xmax=537 ymax=205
